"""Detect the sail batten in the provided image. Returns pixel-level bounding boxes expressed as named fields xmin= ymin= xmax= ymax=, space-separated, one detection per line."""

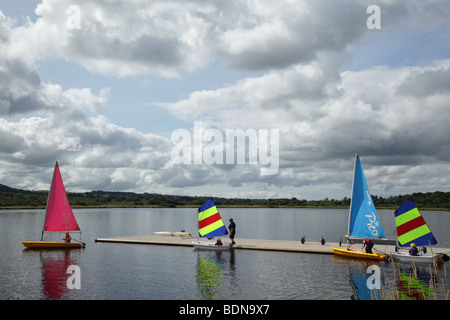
xmin=198 ymin=198 xmax=228 ymax=238
xmin=348 ymin=154 xmax=386 ymax=239
xmin=394 ymin=197 xmax=437 ymax=247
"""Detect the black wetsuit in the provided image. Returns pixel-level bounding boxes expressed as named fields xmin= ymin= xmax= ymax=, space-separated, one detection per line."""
xmin=229 ymin=221 xmax=236 ymax=243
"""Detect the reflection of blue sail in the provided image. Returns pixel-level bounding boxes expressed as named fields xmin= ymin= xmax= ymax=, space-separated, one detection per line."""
xmin=350 ymin=272 xmax=374 ymax=300
xmin=349 ymin=265 xmax=384 ymax=300
xmin=348 ymin=154 xmax=386 ymax=239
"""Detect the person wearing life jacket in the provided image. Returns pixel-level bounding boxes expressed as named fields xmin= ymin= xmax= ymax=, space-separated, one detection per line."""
xmin=215 ymin=238 xmax=223 ymax=246
xmin=362 ymin=239 xmax=374 ymax=254
xmin=409 ymin=243 xmax=419 ymax=256
xmin=63 ymin=231 xmax=71 ymax=243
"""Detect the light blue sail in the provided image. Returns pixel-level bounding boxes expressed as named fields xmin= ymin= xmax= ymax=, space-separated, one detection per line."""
xmin=348 ymin=154 xmax=386 ymax=239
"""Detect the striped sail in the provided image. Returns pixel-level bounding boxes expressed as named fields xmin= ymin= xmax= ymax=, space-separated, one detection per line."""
xmin=394 ymin=197 xmax=437 ymax=247
xmin=198 ymin=198 xmax=228 ymax=238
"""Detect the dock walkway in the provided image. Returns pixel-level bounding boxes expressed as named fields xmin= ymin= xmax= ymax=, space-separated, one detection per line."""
xmin=95 ymin=234 xmax=405 ymax=255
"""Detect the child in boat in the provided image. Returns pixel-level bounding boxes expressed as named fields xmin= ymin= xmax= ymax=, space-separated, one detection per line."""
xmin=215 ymin=238 xmax=223 ymax=246
xmin=63 ymin=231 xmax=72 ymax=243
xmin=409 ymin=243 xmax=419 ymax=256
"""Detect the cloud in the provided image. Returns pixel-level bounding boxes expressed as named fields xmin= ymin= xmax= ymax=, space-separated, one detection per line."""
xmin=396 ymin=62 xmax=450 ymax=97
xmin=215 ymin=0 xmax=370 ymax=70
xmin=6 ymin=0 xmax=216 ymax=78
xmin=156 ymin=62 xmax=329 ymax=124
xmin=1 ymin=1 xmax=450 ymax=199
xmin=155 ymin=58 xmax=450 ymax=195
xmin=4 ymin=0 xmax=408 ymax=77
xmin=0 ymin=107 xmax=173 ymax=190
xmin=0 ymin=9 xmax=173 ymax=192
xmin=0 ymin=14 xmax=108 ymax=117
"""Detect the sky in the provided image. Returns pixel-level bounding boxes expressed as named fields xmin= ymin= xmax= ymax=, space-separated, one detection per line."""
xmin=0 ymin=0 xmax=450 ymax=200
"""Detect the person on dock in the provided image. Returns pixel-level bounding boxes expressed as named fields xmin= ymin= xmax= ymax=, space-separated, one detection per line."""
xmin=63 ymin=231 xmax=71 ymax=243
xmin=228 ymin=218 xmax=236 ymax=245
xmin=362 ymin=239 xmax=373 ymax=254
xmin=409 ymin=243 xmax=419 ymax=256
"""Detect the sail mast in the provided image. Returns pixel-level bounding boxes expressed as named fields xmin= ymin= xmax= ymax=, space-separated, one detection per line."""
xmin=41 ymin=161 xmax=57 ymax=241
xmin=346 ymin=152 xmax=358 ymax=247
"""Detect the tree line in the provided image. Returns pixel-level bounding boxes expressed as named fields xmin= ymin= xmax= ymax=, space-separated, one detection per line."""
xmin=1 ymin=183 xmax=450 ymax=210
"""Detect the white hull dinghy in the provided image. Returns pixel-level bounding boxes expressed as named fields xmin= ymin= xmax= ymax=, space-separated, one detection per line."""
xmin=192 ymin=241 xmax=231 ymax=251
xmin=391 ymin=251 xmax=436 ymax=264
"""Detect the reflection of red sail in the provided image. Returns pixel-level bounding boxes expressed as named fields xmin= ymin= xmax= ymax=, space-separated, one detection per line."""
xmin=43 ymin=162 xmax=80 ymax=232
xmin=41 ymin=251 xmax=75 ymax=300
xmin=397 ymin=270 xmax=431 ymax=300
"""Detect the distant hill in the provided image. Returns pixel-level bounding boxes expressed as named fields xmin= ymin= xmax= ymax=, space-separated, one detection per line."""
xmin=0 ymin=184 xmax=33 ymax=193
xmin=1 ymin=183 xmax=449 ymax=210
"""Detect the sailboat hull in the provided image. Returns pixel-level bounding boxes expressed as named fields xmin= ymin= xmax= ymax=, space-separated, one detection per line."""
xmin=192 ymin=241 xmax=231 ymax=251
xmin=154 ymin=231 xmax=192 ymax=237
xmin=22 ymin=241 xmax=83 ymax=249
xmin=331 ymin=247 xmax=386 ymax=261
xmin=391 ymin=251 xmax=436 ymax=264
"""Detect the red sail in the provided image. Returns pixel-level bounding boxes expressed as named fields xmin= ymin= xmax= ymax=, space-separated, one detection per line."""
xmin=43 ymin=162 xmax=80 ymax=232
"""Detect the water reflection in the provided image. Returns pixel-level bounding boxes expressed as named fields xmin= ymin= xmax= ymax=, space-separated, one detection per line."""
xmin=5 ymin=208 xmax=450 ymax=300
xmin=195 ymin=250 xmax=235 ymax=299
xmin=332 ymin=254 xmax=449 ymax=300
xmin=397 ymin=268 xmax=431 ymax=300
xmin=38 ymin=250 xmax=80 ymax=300
xmin=332 ymin=255 xmax=385 ymax=300
xmin=395 ymin=264 xmax=444 ymax=300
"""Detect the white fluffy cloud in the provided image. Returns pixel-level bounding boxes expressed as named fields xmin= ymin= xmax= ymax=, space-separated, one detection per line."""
xmin=6 ymin=0 xmax=217 ymax=78
xmin=157 ymin=59 xmax=450 ymax=195
xmin=0 ymin=9 xmax=172 ymax=192
xmin=4 ymin=0 xmax=406 ymax=77
xmin=0 ymin=1 xmax=450 ymax=199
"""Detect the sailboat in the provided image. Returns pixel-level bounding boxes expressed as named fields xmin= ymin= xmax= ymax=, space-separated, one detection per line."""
xmin=391 ymin=197 xmax=438 ymax=263
xmin=22 ymin=162 xmax=84 ymax=249
xmin=192 ymin=197 xmax=231 ymax=251
xmin=332 ymin=154 xmax=388 ymax=260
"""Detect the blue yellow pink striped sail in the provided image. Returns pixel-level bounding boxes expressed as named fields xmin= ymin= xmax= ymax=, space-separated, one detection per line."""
xmin=198 ymin=198 xmax=228 ymax=238
xmin=394 ymin=197 xmax=437 ymax=247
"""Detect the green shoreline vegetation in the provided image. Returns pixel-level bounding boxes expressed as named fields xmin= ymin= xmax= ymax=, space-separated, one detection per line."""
xmin=1 ymin=183 xmax=450 ymax=211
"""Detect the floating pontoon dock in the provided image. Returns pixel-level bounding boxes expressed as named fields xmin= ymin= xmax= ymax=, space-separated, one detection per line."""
xmin=94 ymin=234 xmax=406 ymax=255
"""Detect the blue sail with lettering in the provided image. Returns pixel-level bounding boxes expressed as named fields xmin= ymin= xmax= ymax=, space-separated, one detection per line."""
xmin=348 ymin=154 xmax=386 ymax=239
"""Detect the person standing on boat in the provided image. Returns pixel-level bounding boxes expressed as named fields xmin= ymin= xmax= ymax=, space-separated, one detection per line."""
xmin=362 ymin=239 xmax=373 ymax=254
xmin=228 ymin=218 xmax=236 ymax=245
xmin=409 ymin=243 xmax=419 ymax=256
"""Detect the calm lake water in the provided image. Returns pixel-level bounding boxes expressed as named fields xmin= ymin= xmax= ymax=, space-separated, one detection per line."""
xmin=1 ymin=207 xmax=449 ymax=301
